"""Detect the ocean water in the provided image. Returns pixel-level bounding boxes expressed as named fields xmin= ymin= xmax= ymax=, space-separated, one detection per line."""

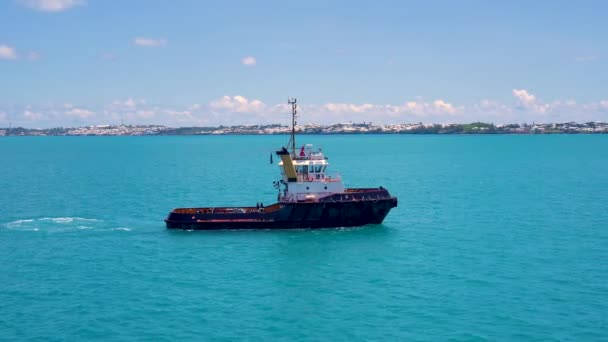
xmin=1 ymin=134 xmax=607 ymax=340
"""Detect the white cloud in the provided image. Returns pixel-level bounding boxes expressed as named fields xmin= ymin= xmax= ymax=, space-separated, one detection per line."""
xmin=136 ymin=110 xmax=155 ymax=118
xmin=582 ymin=100 xmax=608 ymax=114
xmin=134 ymin=37 xmax=167 ymax=47
xmin=0 ymin=46 xmax=41 ymax=61
xmin=65 ymin=107 xmax=94 ymax=118
xmin=513 ymin=89 xmax=550 ymax=113
xmin=477 ymin=99 xmax=512 ymax=113
xmin=108 ymin=98 xmax=146 ymax=110
xmin=23 ymin=109 xmax=44 ymax=121
xmin=513 ymin=89 xmax=536 ymax=106
xmin=322 ymin=103 xmax=375 ymax=114
xmin=241 ymin=56 xmax=256 ymax=67
xmin=0 ymin=45 xmax=18 ymax=60
xmin=18 ymin=0 xmax=84 ymax=12
xmin=433 ymin=100 xmax=457 ymax=114
xmin=165 ymin=110 xmax=192 ymax=117
xmin=210 ymin=95 xmax=266 ymax=113
xmin=318 ymin=99 xmax=458 ymax=119
xmin=4 ymin=91 xmax=608 ymax=128
xmin=124 ymin=98 xmax=136 ymax=108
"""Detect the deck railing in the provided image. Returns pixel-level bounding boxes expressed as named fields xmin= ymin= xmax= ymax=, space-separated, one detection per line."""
xmin=296 ymin=172 xmax=342 ymax=183
xmin=172 ymin=203 xmax=284 ymax=215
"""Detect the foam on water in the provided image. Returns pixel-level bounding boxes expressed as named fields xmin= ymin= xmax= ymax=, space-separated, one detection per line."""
xmin=4 ymin=219 xmax=35 ymax=227
xmin=3 ymin=217 xmax=104 ymax=232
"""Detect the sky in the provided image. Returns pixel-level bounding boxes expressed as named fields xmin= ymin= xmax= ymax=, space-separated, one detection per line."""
xmin=1 ymin=0 xmax=607 ymax=127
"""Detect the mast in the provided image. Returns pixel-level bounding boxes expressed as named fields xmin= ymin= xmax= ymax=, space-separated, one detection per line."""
xmin=287 ymin=97 xmax=297 ymax=157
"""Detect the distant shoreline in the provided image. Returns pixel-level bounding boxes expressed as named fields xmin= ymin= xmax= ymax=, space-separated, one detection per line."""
xmin=2 ymin=122 xmax=608 ymax=136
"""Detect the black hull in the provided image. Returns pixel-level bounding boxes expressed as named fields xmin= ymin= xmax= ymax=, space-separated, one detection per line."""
xmin=165 ymin=188 xmax=397 ymax=230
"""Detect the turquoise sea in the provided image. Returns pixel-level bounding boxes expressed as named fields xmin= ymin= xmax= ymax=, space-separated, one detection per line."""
xmin=1 ymin=135 xmax=607 ymax=340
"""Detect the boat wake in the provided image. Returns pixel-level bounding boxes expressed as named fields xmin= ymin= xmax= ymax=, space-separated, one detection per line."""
xmin=2 ymin=217 xmax=104 ymax=232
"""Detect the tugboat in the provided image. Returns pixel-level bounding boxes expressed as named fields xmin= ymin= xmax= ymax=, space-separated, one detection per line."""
xmin=165 ymin=98 xmax=398 ymax=230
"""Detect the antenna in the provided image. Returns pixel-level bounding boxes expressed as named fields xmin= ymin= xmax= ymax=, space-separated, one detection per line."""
xmin=287 ymin=97 xmax=297 ymax=157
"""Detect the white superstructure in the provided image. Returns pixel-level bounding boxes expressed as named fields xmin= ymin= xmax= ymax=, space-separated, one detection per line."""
xmin=277 ymin=144 xmax=345 ymax=202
